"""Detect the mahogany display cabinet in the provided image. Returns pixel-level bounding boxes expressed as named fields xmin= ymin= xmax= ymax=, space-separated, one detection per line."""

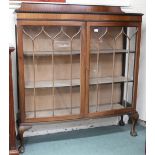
xmin=15 ymin=3 xmax=143 ymax=152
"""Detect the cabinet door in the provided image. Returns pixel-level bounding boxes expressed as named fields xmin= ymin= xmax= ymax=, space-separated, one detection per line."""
xmin=86 ymin=22 xmax=140 ymax=115
xmin=18 ymin=21 xmax=85 ymax=122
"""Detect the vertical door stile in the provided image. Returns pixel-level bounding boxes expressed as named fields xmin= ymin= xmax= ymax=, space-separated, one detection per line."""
xmin=132 ymin=24 xmax=142 ymax=109
xmin=85 ymin=23 xmax=91 ymax=114
xmin=17 ymin=25 xmax=25 ymax=122
xmin=80 ymin=23 xmax=86 ymax=116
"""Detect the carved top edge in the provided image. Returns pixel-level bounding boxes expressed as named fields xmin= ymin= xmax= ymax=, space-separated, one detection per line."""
xmin=15 ymin=3 xmax=143 ymax=16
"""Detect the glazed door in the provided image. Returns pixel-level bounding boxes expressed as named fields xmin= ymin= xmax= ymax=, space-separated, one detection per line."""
xmin=86 ymin=22 xmax=140 ymax=115
xmin=18 ymin=21 xmax=85 ymax=122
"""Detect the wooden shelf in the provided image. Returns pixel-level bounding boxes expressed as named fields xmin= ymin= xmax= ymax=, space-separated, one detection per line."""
xmin=90 ymin=76 xmax=133 ymax=84
xmin=91 ymin=49 xmax=135 ymax=54
xmin=24 ymin=49 xmax=135 ymax=56
xmin=25 ymin=76 xmax=133 ymax=88
xmin=24 ymin=50 xmax=81 ymax=56
xmin=25 ymin=79 xmax=80 ymax=88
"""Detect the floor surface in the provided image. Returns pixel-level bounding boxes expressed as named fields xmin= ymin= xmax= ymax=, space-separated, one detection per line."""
xmin=22 ymin=124 xmax=146 ymax=155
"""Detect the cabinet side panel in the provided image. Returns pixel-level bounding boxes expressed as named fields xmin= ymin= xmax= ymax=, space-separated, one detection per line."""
xmin=17 ymin=25 xmax=25 ymax=122
xmin=133 ymin=23 xmax=142 ymax=109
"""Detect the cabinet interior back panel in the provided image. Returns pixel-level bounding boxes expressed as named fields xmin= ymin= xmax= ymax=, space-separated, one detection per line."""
xmin=90 ymin=54 xmax=122 ymax=78
xmin=24 ymin=55 xmax=80 ymax=82
xmin=89 ymin=83 xmax=122 ymax=112
xmin=25 ymin=86 xmax=80 ymax=118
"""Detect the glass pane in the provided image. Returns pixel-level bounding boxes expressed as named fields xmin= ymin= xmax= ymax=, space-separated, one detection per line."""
xmin=23 ymin=25 xmax=81 ymax=119
xmin=89 ymin=26 xmax=137 ymax=112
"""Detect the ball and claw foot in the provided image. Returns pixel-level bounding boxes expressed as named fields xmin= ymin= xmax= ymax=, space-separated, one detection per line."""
xmin=119 ymin=119 xmax=125 ymax=126
xmin=18 ymin=145 xmax=25 ymax=154
xmin=130 ymin=130 xmax=137 ymax=137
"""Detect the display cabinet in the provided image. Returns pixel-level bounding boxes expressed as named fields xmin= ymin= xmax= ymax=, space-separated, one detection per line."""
xmin=16 ymin=3 xmax=143 ymax=152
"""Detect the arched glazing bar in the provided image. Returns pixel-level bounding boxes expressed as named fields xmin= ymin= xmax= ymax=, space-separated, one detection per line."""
xmin=39 ymin=26 xmax=62 ymax=116
xmin=124 ymin=28 xmax=138 ymax=107
xmin=113 ymin=27 xmax=138 ymax=108
xmin=42 ymin=26 xmax=81 ymax=115
xmin=44 ymin=27 xmax=63 ymax=116
xmin=113 ymin=27 xmax=130 ymax=109
xmin=23 ymin=27 xmax=44 ymax=118
xmin=95 ymin=27 xmax=108 ymax=112
xmin=61 ymin=27 xmax=81 ymax=114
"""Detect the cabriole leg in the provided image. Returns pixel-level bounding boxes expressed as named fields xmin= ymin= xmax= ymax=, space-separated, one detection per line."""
xmin=18 ymin=125 xmax=31 ymax=153
xmin=129 ymin=111 xmax=139 ymax=136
